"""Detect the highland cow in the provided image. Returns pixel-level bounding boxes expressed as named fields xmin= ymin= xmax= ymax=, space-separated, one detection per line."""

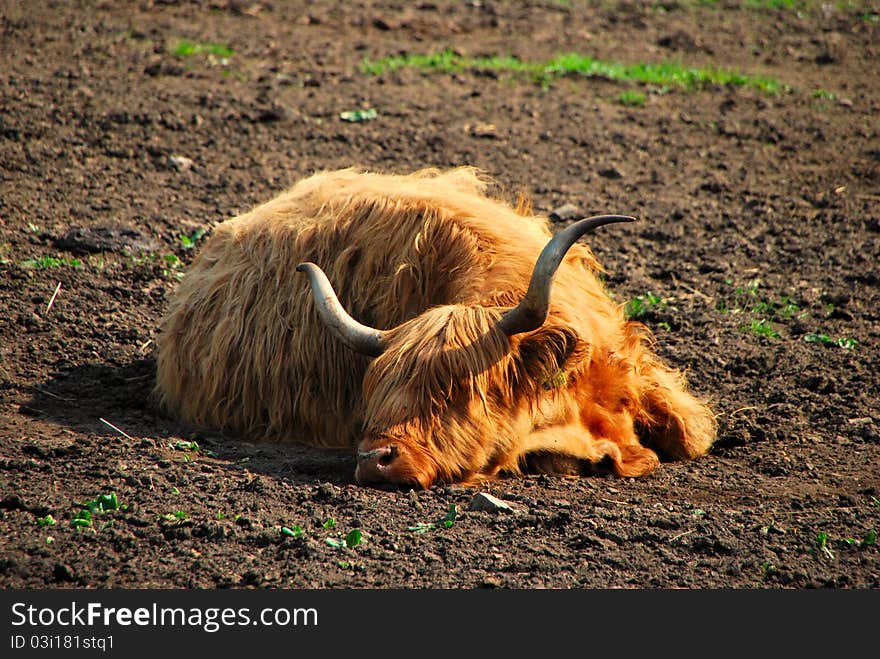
xmin=154 ymin=167 xmax=715 ymax=488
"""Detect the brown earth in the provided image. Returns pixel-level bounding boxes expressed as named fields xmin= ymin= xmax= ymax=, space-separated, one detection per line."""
xmin=1 ymin=0 xmax=878 ymax=590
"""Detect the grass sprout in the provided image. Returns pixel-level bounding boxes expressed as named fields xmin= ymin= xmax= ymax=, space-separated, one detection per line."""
xmin=21 ymin=255 xmax=83 ymax=270
xmin=817 ymin=532 xmax=835 ymax=559
xmin=617 ymin=90 xmax=647 ymax=106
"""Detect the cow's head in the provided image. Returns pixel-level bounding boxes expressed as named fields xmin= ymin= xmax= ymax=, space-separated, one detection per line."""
xmin=296 ymin=215 xmax=634 ymax=488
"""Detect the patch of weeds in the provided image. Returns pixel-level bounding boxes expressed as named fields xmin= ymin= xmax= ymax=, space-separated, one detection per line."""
xmin=179 ymin=228 xmax=206 ymax=250
xmin=747 ymin=318 xmax=781 ymax=339
xmin=409 ymin=504 xmax=458 ymax=534
xmin=625 ymin=292 xmax=666 ymax=319
xmin=172 ymin=39 xmax=234 ymax=59
xmin=326 ymin=528 xmax=363 ymax=549
xmin=616 ymin=90 xmax=647 ymax=107
xmin=745 ymin=0 xmax=796 ymax=9
xmin=127 ymin=251 xmax=185 ymax=281
xmin=361 ymin=49 xmax=783 ymax=95
xmin=803 ymin=333 xmax=858 ymax=350
xmin=20 ymin=255 xmax=83 ymax=270
xmin=339 ymin=108 xmax=378 ymax=122
xmin=719 ymin=279 xmax=808 ymax=340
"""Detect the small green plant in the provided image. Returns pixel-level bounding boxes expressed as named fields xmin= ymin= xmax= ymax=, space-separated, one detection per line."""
xmin=339 ymin=108 xmax=378 ymax=123
xmin=813 ymin=88 xmax=837 ymax=100
xmin=326 ymin=529 xmax=363 ymax=549
xmin=82 ymin=493 xmax=121 ymax=513
xmin=322 ymin=517 xmax=337 ymax=529
xmin=170 ymin=439 xmax=199 ymax=451
xmin=162 ymin=253 xmax=185 ymax=280
xmin=817 ymin=532 xmax=835 ymax=559
xmin=409 ymin=504 xmax=458 ymax=534
xmin=37 ymin=514 xmax=57 ymax=527
xmin=72 ymin=510 xmax=93 ymax=528
xmin=172 ymin=40 xmax=234 ymax=59
xmin=167 ymin=439 xmax=215 ymax=457
xmin=179 ymin=228 xmax=206 ymax=249
xmin=163 ymin=510 xmax=188 ymax=521
xmin=616 ymin=90 xmax=647 ymax=107
xmin=20 ymin=255 xmax=83 ymax=270
xmin=281 ymin=525 xmax=304 ymax=538
xmin=803 ymin=333 xmax=858 ymax=350
xmin=625 ymin=292 xmax=666 ymax=319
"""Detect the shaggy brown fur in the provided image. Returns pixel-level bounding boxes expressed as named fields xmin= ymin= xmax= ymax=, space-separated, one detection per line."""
xmin=154 ymin=167 xmax=716 ymax=487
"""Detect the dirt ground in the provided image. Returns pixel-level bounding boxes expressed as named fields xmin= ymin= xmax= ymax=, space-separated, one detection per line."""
xmin=1 ymin=0 xmax=878 ymax=590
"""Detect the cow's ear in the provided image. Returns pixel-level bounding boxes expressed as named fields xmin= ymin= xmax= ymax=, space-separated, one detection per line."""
xmin=517 ymin=324 xmax=590 ymax=391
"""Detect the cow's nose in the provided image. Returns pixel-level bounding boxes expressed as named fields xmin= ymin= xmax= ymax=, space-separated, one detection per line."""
xmin=355 ymin=445 xmax=399 ymax=484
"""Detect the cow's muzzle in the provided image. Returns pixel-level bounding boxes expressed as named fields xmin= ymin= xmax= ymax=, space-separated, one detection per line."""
xmin=354 ymin=441 xmax=434 ymax=489
xmin=355 ymin=445 xmax=400 ymax=485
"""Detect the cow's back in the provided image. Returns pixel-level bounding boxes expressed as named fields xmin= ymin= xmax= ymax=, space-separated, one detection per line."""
xmin=154 ymin=167 xmax=575 ymax=446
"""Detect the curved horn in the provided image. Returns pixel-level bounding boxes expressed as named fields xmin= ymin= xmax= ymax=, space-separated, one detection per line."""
xmin=498 ymin=214 xmax=636 ymax=336
xmin=296 ymin=262 xmax=386 ymax=357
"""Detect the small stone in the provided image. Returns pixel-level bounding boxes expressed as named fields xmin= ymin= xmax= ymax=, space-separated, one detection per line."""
xmin=467 ymin=492 xmax=515 ymax=513
xmin=55 ymin=226 xmax=159 ymax=254
xmin=467 ymin=122 xmax=498 ymax=139
xmin=549 ymin=203 xmax=581 ymax=223
xmin=169 ymin=155 xmax=195 ymax=171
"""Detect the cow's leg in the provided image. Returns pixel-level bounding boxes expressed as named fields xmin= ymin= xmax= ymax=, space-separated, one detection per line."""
xmin=521 ymin=425 xmax=659 ymax=477
xmin=636 ymin=359 xmax=716 ymax=460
